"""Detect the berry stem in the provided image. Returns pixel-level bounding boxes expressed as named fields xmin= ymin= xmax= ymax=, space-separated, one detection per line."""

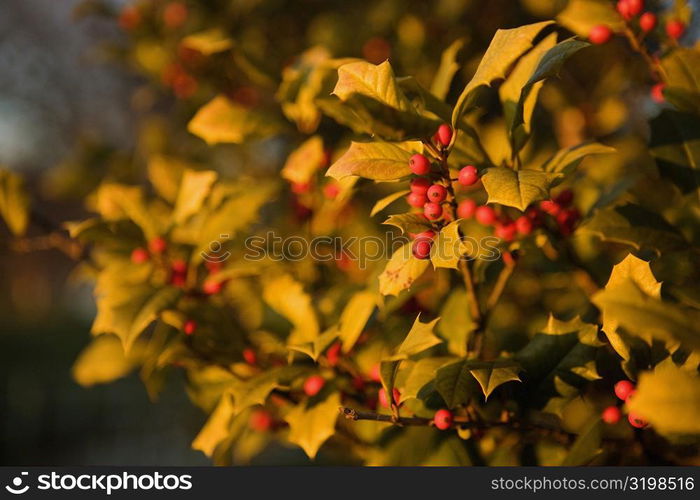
xmin=621 ymin=25 xmax=667 ymax=82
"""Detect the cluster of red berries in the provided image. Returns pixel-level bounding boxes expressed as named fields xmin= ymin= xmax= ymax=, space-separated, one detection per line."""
xmin=119 ymin=2 xmax=189 ymax=32
xmin=589 ymin=1 xmax=684 ymax=45
xmin=601 ymin=380 xmax=648 ymax=428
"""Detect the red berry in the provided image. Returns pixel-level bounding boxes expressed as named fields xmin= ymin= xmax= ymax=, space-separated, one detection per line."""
xmin=409 ymin=154 xmax=431 ymax=175
xmin=589 ymin=25 xmax=613 ymax=44
xmin=616 ymin=0 xmax=632 ymax=20
xmin=410 ymin=177 xmax=431 ymax=195
xmin=351 ymin=376 xmax=366 ymax=391
xmin=171 ymin=259 xmax=187 ymax=274
xmin=163 ymin=2 xmax=188 ymax=29
xmin=539 ymin=199 xmax=561 ymax=216
xmin=458 ymin=165 xmax=479 ymax=186
xmin=433 ymin=409 xmax=454 ymax=430
xmin=651 ymin=82 xmax=665 ymax=103
xmin=436 ymin=124 xmax=453 ymax=147
xmin=457 ymin=199 xmax=477 ymax=219
xmin=515 ymin=216 xmax=533 ymax=236
xmin=243 ymin=348 xmax=257 ymax=365
xmin=303 ymin=375 xmax=325 ymax=397
xmin=626 ymin=0 xmax=643 ymax=17
xmin=407 ymin=192 xmax=428 ymax=208
xmin=628 ymin=412 xmax=648 ymax=429
xmin=495 ymin=222 xmax=517 ymax=242
xmin=639 ymin=12 xmax=656 ymax=31
xmin=131 ymin=247 xmax=150 ymax=264
xmin=427 ymin=184 xmax=447 ymax=202
xmin=202 ymin=279 xmax=223 ymax=295
xmin=249 ymin=408 xmax=273 ymax=432
xmin=183 ymin=319 xmax=197 ymax=336
xmin=412 ymin=238 xmax=433 ymax=260
xmin=205 ymin=260 xmax=223 ymax=274
xmin=614 ymin=380 xmax=636 ymax=401
xmin=601 ymin=406 xmax=622 ymax=424
xmin=170 ymin=273 xmax=186 ymax=288
xmin=149 ymin=236 xmax=168 ymax=254
xmin=526 ymin=207 xmax=544 ymax=227
xmin=326 ymin=341 xmax=342 ymax=366
xmin=118 ymin=6 xmax=141 ymax=31
xmin=475 ymin=205 xmax=497 ymax=226
xmin=666 ymin=19 xmax=685 ymax=40
xmin=369 ymin=364 xmax=382 ymax=383
xmin=379 ymin=387 xmax=401 ymax=408
xmin=556 ymin=208 xmax=580 ymax=235
xmin=424 ymin=202 xmax=443 ymax=220
xmin=323 ymin=182 xmax=340 ymax=200
xmin=554 ymin=188 xmax=574 ymax=207
xmin=291 ymin=181 xmax=311 ymax=194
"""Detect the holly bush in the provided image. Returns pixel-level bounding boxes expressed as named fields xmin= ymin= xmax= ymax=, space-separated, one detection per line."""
xmin=2 ymin=0 xmax=700 ymax=465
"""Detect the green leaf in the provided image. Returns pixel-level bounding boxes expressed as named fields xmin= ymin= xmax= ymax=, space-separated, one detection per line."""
xmin=561 ymin=418 xmax=603 ymax=465
xmin=471 ymin=364 xmax=521 ymax=400
xmin=289 ymin=328 xmax=338 ymax=362
xmin=0 ymin=168 xmax=30 ymax=236
xmin=580 ymin=204 xmax=686 ymax=254
xmin=281 ymin=136 xmax=326 ymax=185
xmin=481 ymin=166 xmax=561 ymax=211
xmin=430 ymin=39 xmax=465 ymax=100
xmin=451 ymin=21 xmax=553 ymax=130
xmin=326 ymin=141 xmax=416 ymax=180
xmin=188 ymin=95 xmax=280 ymax=145
xmin=230 ymin=365 xmax=306 ymax=413
xmin=333 ymin=60 xmax=413 ymax=112
xmin=394 ymin=315 xmax=442 ymax=359
xmin=72 ymin=334 xmax=136 ymax=387
xmin=402 ymin=357 xmax=454 ymax=401
xmin=370 ymin=190 xmax=411 ymax=217
xmin=378 ymin=242 xmax=430 ymax=296
xmin=430 ymin=220 xmax=465 ymax=269
xmin=598 ymin=254 xmax=661 ymax=361
xmin=94 ymin=183 xmax=160 ymax=239
xmin=435 ymin=359 xmax=476 ymax=407
xmin=649 ymin=110 xmax=700 ymax=194
xmin=516 ymin=316 xmax=602 ymax=408
xmin=661 ymin=48 xmax=700 ymax=115
xmin=438 ymin=289 xmax=477 ymax=357
xmin=542 ymin=141 xmax=616 ymax=174
xmin=192 ymin=391 xmax=235 ymax=457
xmin=181 ymin=29 xmax=233 ymax=55
xmin=147 ymin=155 xmax=187 ymax=203
xmin=173 ymin=170 xmax=218 ymax=224
xmin=556 ymin=0 xmax=625 ymax=38
xmin=507 ymin=37 xmax=589 ymax=153
xmin=626 ymin=364 xmax=700 ymax=435
xmin=383 ymin=213 xmax=433 ymax=234
xmin=285 ymin=392 xmax=340 ymax=459
xmin=337 ymin=291 xmax=376 ymax=352
xmin=263 ymin=274 xmax=319 ymax=344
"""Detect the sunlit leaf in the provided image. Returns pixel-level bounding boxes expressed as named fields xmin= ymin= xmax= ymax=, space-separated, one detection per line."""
xmin=378 ymin=242 xmax=430 ymax=296
xmin=285 ymin=392 xmax=340 ymax=459
xmin=481 ymin=166 xmax=561 ymax=211
xmin=326 ymin=141 xmax=417 ymax=180
xmin=0 ymin=168 xmax=30 ymax=236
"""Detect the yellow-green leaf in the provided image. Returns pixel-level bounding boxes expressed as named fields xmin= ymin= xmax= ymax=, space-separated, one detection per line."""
xmin=263 ymin=274 xmax=319 ymax=344
xmin=181 ymin=29 xmax=233 ymax=55
xmin=281 ymin=136 xmax=326 ymax=185
xmin=326 ymin=141 xmax=417 ymax=180
xmin=471 ymin=364 xmax=521 ymax=400
xmin=72 ymin=334 xmax=136 ymax=387
xmin=0 ymin=168 xmax=30 ymax=236
xmin=481 ymin=166 xmax=560 ymax=211
xmin=431 ymin=39 xmax=465 ymax=100
xmin=383 ymin=212 xmax=433 ymax=234
xmin=430 ymin=220 xmax=465 ymax=269
xmin=173 ymin=170 xmax=218 ymax=224
xmin=370 ymin=190 xmax=411 ymax=217
xmin=333 ymin=60 xmax=413 ymax=112
xmin=556 ymin=0 xmax=625 ymax=38
xmin=378 ymin=242 xmax=430 ymax=296
xmin=394 ymin=315 xmax=442 ymax=359
xmin=192 ymin=391 xmax=235 ymax=457
xmin=285 ymin=392 xmax=340 ymax=459
xmin=338 ymin=291 xmax=377 ymax=352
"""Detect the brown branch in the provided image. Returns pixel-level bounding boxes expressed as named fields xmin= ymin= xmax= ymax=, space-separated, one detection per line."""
xmin=486 ymin=259 xmax=515 ymax=310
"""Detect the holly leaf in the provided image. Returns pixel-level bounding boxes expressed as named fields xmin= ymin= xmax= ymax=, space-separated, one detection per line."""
xmin=93 ymin=183 xmax=160 ymax=239
xmin=650 ymin=110 xmax=700 ymax=194
xmin=402 ymin=357 xmax=454 ymax=401
xmin=147 ymin=156 xmax=188 ymax=203
xmin=173 ymin=170 xmax=218 ymax=224
xmin=337 ymin=290 xmax=376 ymax=352
xmin=230 ymin=365 xmax=306 ymax=413
xmin=333 ymin=60 xmax=413 ymax=111
xmin=561 ymin=418 xmax=603 ymax=466
xmin=430 ymin=39 xmax=465 ymax=100
xmin=0 ymin=168 xmax=30 ymax=236
xmin=435 ymin=359 xmax=477 ymax=408
xmin=542 ymin=141 xmax=615 ymax=174
xmin=481 ymin=166 xmax=561 ymax=211
xmin=188 ymin=95 xmax=280 ymax=145
xmin=452 ymin=21 xmax=553 ymax=129
xmin=516 ymin=316 xmax=602 ymax=408
xmin=370 ymin=189 xmax=411 ymax=217
xmin=181 ymin=29 xmax=233 ymax=55
xmin=556 ymin=0 xmax=625 ymax=38
xmin=263 ymin=274 xmax=319 ymax=344
xmin=471 ymin=364 xmax=521 ymax=400
xmin=430 ymin=220 xmax=465 ymax=269
xmin=580 ymin=204 xmax=686 ymax=254
xmin=626 ymin=364 xmax=700 ymax=435
xmin=438 ymin=289 xmax=477 ymax=357
xmin=383 ymin=213 xmax=433 ymax=234
xmin=285 ymin=392 xmax=340 ymax=459
xmin=661 ymin=48 xmax=700 ymax=115
xmin=393 ymin=315 xmax=442 ymax=359
xmin=289 ymin=328 xmax=339 ymax=362
xmin=191 ymin=391 xmax=235 ymax=457
xmin=72 ymin=334 xmax=136 ymax=387
xmin=281 ymin=136 xmax=326 ymax=185
xmin=378 ymin=242 xmax=430 ymax=296
xmin=326 ymin=141 xmax=417 ymax=181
